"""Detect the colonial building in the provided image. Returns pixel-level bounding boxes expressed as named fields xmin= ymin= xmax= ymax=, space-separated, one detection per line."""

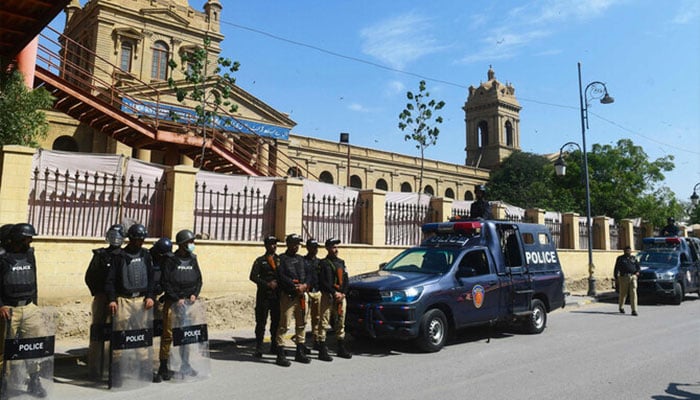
xmin=40 ymin=0 xmax=521 ymax=200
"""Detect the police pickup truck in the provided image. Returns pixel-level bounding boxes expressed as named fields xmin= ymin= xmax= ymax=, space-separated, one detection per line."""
xmin=346 ymin=220 xmax=565 ymax=352
xmin=637 ymin=236 xmax=700 ymax=304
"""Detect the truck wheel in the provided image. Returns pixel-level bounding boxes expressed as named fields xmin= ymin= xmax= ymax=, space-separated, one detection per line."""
xmin=671 ymin=282 xmax=683 ymax=305
xmin=524 ymin=299 xmax=547 ymax=334
xmin=416 ymin=309 xmax=447 ymax=352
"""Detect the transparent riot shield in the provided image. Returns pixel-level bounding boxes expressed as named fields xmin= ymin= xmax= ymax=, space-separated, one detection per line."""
xmin=109 ymin=298 xmax=154 ymax=390
xmin=166 ymin=300 xmax=210 ymax=382
xmin=0 ymin=305 xmax=55 ymax=400
xmin=88 ymin=319 xmax=111 ymax=382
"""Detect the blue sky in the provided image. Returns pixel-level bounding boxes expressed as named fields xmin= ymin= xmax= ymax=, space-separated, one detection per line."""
xmin=49 ymin=0 xmax=700 ymax=204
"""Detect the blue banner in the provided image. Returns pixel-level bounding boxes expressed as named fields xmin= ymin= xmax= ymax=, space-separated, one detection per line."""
xmin=121 ymin=98 xmax=290 ymax=140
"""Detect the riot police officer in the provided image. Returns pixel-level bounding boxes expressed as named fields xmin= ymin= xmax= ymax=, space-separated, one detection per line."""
xmin=470 ymin=185 xmax=492 ymax=219
xmin=149 ymin=237 xmax=172 ymax=382
xmin=303 ymin=238 xmax=323 ymax=356
xmin=157 ymin=229 xmax=202 ymax=380
xmin=0 ymin=223 xmax=47 ymax=397
xmin=249 ymin=235 xmax=280 ymax=359
xmin=84 ymin=224 xmax=124 ymax=381
xmin=318 ymin=238 xmax=352 ymax=359
xmin=275 ymin=234 xmax=311 ymax=367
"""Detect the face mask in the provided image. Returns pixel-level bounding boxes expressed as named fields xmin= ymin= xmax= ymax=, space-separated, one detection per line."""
xmin=186 ymin=243 xmax=195 ymax=253
xmin=106 ymin=231 xmax=124 ymax=247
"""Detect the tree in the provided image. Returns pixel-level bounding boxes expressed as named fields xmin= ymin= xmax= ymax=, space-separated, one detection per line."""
xmin=0 ymin=69 xmax=54 ymax=147
xmin=398 ymin=80 xmax=445 ymax=194
xmin=168 ymin=35 xmax=240 ymax=166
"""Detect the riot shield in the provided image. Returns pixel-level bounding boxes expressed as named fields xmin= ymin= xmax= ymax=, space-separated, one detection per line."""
xmin=166 ymin=300 xmax=210 ymax=382
xmin=109 ymin=298 xmax=154 ymax=390
xmin=0 ymin=305 xmax=55 ymax=400
xmin=87 ymin=319 xmax=111 ymax=382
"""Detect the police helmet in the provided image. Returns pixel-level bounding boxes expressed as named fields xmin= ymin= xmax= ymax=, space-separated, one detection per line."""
xmin=152 ymin=237 xmax=173 ymax=255
xmin=105 ymin=224 xmax=125 ymax=246
xmin=175 ymin=229 xmax=195 ymax=245
xmin=127 ymin=223 xmax=148 ymax=240
xmin=285 ymin=233 xmax=302 ymax=245
xmin=263 ymin=235 xmax=278 ymax=245
xmin=10 ymin=223 xmax=37 ymax=242
xmin=0 ymin=224 xmax=14 ymax=245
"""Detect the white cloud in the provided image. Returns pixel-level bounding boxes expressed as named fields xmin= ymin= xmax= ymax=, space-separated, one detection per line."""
xmin=672 ymin=0 xmax=700 ymax=24
xmin=348 ymin=103 xmax=371 ymax=113
xmin=385 ymin=80 xmax=406 ymax=96
xmin=360 ymin=12 xmax=446 ymax=70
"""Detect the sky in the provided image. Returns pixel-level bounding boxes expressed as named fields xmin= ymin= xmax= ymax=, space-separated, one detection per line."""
xmin=47 ymin=0 xmax=700 ymax=203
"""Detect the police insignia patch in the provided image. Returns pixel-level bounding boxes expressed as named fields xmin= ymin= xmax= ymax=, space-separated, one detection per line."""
xmin=472 ymin=285 xmax=485 ymax=309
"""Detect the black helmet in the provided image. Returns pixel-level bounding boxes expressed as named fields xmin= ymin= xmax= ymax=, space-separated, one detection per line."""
xmin=10 ymin=223 xmax=37 ymax=242
xmin=127 ymin=223 xmax=148 ymax=240
xmin=105 ymin=224 xmax=125 ymax=246
xmin=151 ymin=237 xmax=173 ymax=255
xmin=0 ymin=224 xmax=14 ymax=245
xmin=667 ymin=217 xmax=675 ymax=223
xmin=175 ymin=229 xmax=195 ymax=245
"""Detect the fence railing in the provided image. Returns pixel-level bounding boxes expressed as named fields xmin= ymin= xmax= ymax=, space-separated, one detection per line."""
xmin=193 ymin=182 xmax=275 ymax=241
xmin=545 ymin=218 xmax=561 ymax=249
xmin=385 ymin=202 xmax=436 ymax=246
xmin=301 ymin=195 xmax=364 ymax=244
xmin=451 ymin=207 xmax=470 ymax=219
xmin=28 ymin=168 xmax=166 ymax=237
xmin=609 ymin=222 xmax=620 ymax=250
xmin=633 ymin=225 xmax=647 ymax=250
xmin=578 ymin=220 xmax=590 ymax=250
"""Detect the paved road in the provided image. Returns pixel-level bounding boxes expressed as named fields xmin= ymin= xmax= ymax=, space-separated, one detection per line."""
xmin=47 ymin=296 xmax=700 ymax=400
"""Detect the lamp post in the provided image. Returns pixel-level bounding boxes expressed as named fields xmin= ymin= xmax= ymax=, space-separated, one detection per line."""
xmin=340 ymin=132 xmax=350 ymax=187
xmin=577 ymin=62 xmax=615 ymax=296
xmin=691 ymin=183 xmax=700 ymax=206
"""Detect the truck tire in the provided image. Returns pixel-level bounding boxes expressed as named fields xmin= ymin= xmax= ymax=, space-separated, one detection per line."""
xmin=671 ymin=282 xmax=683 ymax=305
xmin=524 ymin=299 xmax=547 ymax=334
xmin=416 ymin=309 xmax=447 ymax=352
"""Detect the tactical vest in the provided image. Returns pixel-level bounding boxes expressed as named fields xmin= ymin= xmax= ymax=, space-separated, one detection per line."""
xmin=120 ymin=251 xmax=148 ymax=293
xmin=172 ymin=256 xmax=199 ymax=291
xmin=2 ymin=253 xmax=36 ymax=300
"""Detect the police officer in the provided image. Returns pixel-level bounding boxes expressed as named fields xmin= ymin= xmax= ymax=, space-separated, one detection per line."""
xmin=149 ymin=237 xmax=172 ymax=382
xmin=157 ymin=229 xmax=202 ymax=380
xmin=249 ymin=235 xmax=280 ymax=359
xmin=0 ymin=223 xmax=47 ymax=397
xmin=105 ymin=223 xmax=155 ymax=387
xmin=84 ymin=224 xmax=124 ymax=381
xmin=470 ymin=185 xmax=492 ymax=219
xmin=660 ymin=217 xmax=680 ymax=237
xmin=303 ymin=238 xmax=322 ymax=354
xmin=275 ymin=234 xmax=311 ymax=367
xmin=614 ymin=246 xmax=640 ymax=316
xmin=318 ymin=238 xmax=352 ymax=360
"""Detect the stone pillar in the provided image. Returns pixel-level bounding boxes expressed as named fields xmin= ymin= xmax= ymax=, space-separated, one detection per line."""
xmin=359 ymin=189 xmax=386 ymax=246
xmin=525 ymin=208 xmax=545 ymax=225
xmin=620 ymin=219 xmax=635 ymax=250
xmin=561 ymin=213 xmax=579 ymax=249
xmin=593 ymin=216 xmax=610 ymax=250
xmin=430 ymin=196 xmax=453 ymax=223
xmin=492 ymin=202 xmax=507 ymax=220
xmin=163 ymin=165 xmax=198 ymax=239
xmin=641 ymin=221 xmax=655 ymax=239
xmin=136 ymin=148 xmax=151 ymax=162
xmin=180 ymin=155 xmax=194 ymax=166
xmin=274 ymin=178 xmax=304 ymax=239
xmin=0 ymin=145 xmax=35 ymax=224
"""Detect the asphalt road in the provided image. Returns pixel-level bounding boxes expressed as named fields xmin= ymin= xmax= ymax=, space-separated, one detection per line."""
xmin=47 ymin=295 xmax=700 ymax=400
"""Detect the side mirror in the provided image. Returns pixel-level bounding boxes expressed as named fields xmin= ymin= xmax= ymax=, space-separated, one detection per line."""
xmin=379 ymin=262 xmax=387 ymax=269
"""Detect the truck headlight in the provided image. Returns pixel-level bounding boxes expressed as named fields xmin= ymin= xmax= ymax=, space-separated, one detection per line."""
xmin=656 ymin=271 xmax=674 ymax=280
xmin=380 ymin=286 xmax=423 ymax=303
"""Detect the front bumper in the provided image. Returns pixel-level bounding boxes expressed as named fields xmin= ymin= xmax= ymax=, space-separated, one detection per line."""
xmin=346 ymin=302 xmax=420 ymax=340
xmin=638 ymin=279 xmax=676 ymax=298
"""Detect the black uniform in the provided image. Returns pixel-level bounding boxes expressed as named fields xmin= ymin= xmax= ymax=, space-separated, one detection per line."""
xmin=85 ymin=247 xmax=120 ymax=297
xmin=470 ymin=199 xmax=492 ymax=219
xmin=249 ymin=252 xmax=281 ymax=352
xmin=104 ymin=246 xmax=154 ymax=303
xmin=0 ymin=248 xmax=39 ymax=308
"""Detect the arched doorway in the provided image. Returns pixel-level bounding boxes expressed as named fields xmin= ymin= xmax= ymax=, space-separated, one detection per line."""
xmin=319 ymin=171 xmax=334 ymax=184
xmin=52 ymin=135 xmax=79 ymax=152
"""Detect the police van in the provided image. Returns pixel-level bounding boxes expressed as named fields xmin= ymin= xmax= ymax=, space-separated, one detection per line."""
xmin=346 ymin=220 xmax=565 ymax=352
xmin=637 ymin=236 xmax=700 ymax=304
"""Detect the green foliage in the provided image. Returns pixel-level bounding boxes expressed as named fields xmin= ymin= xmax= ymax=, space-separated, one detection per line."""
xmin=398 ymin=80 xmax=445 ymax=193
xmin=0 ymin=69 xmax=54 ymax=147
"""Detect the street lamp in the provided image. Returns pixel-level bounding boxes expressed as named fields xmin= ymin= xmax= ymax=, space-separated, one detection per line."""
xmin=691 ymin=183 xmax=700 ymax=206
xmin=340 ymin=132 xmax=350 ymax=187
xmin=577 ymin=62 xmax=614 ymax=296
xmin=553 ymin=141 xmax=582 ymax=177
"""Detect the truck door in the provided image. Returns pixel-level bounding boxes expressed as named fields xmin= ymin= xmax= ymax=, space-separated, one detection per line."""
xmin=499 ymin=226 xmax=533 ymax=315
xmin=452 ymin=249 xmax=500 ymax=326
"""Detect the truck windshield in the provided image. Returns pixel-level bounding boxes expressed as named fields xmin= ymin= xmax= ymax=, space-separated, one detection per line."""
xmin=382 ymin=248 xmax=457 ymax=274
xmin=638 ymin=250 xmax=679 ymax=268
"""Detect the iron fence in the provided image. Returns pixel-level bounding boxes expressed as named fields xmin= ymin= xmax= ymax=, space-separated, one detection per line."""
xmin=633 ymin=225 xmax=647 ymax=250
xmin=385 ymin=202 xmax=436 ymax=246
xmin=578 ymin=220 xmax=589 ymax=250
xmin=545 ymin=218 xmax=561 ymax=249
xmin=301 ymin=194 xmax=365 ymax=244
xmin=609 ymin=222 xmax=620 ymax=250
xmin=28 ymin=168 xmax=166 ymax=237
xmin=193 ymin=182 xmax=275 ymax=241
xmin=451 ymin=207 xmax=470 ymax=219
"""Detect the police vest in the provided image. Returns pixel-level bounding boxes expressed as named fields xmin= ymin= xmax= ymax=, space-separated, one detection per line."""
xmin=2 ymin=253 xmax=37 ymax=300
xmin=120 ymin=251 xmax=149 ymax=293
xmin=171 ymin=256 xmax=199 ymax=290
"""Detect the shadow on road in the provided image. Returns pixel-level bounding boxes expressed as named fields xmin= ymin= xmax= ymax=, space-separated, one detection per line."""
xmin=652 ymin=381 xmax=700 ymax=400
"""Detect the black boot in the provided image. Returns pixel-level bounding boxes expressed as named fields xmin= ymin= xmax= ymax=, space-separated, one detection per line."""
xmin=318 ymin=341 xmax=333 ymax=362
xmin=27 ymin=373 xmax=47 ymax=398
xmin=294 ymin=343 xmax=311 ymax=364
xmin=276 ymin=346 xmax=291 ymax=367
xmin=337 ymin=339 xmax=352 ymax=359
xmin=158 ymin=359 xmax=172 ymax=381
xmin=301 ymin=343 xmax=311 ymax=355
xmin=269 ymin=340 xmax=279 ymax=355
xmin=253 ymin=339 xmax=264 ymax=358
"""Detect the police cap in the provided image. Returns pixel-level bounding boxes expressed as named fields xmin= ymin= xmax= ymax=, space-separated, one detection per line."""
xmin=324 ymin=238 xmax=341 ymax=248
xmin=306 ymin=238 xmax=319 ymax=248
xmin=263 ymin=235 xmax=278 ymax=245
xmin=127 ymin=223 xmax=148 ymax=240
xmin=475 ymin=184 xmax=486 ymax=193
xmin=285 ymin=234 xmax=303 ymax=245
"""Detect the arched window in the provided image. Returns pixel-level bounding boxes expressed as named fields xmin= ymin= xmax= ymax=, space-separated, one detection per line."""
xmin=505 ymin=121 xmax=514 ymax=147
xmin=120 ymin=41 xmax=133 ymax=72
xmin=423 ymin=185 xmax=434 ymax=195
xmin=401 ymin=182 xmax=412 ymax=192
xmin=151 ymin=41 xmax=169 ymax=80
xmin=375 ymin=179 xmax=388 ymax=191
xmin=478 ymin=121 xmax=488 ymax=147
xmin=52 ymin=136 xmax=79 ymax=152
xmin=319 ymin=171 xmax=334 ymax=184
xmin=445 ymin=188 xmax=455 ymax=199
xmin=350 ymin=175 xmax=362 ymax=189
xmin=287 ymin=167 xmax=303 ymax=177
xmin=464 ymin=191 xmax=474 ymax=201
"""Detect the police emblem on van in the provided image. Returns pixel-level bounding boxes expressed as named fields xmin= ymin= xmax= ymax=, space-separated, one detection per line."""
xmin=472 ymin=285 xmax=485 ymax=309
